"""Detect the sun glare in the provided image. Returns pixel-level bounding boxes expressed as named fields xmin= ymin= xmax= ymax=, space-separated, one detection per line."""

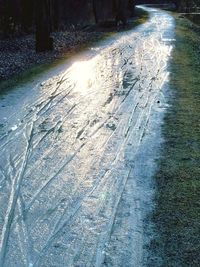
xmin=70 ymin=60 xmax=95 ymax=93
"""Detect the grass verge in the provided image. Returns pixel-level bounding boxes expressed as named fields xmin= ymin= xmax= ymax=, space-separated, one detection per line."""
xmin=149 ymin=15 xmax=200 ymax=267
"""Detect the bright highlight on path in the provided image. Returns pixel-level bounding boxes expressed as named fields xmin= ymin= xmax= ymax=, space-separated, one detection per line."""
xmin=0 ymin=6 xmax=175 ymax=267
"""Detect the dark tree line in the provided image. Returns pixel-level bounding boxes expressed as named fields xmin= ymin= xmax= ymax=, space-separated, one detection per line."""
xmin=0 ymin=0 xmax=136 ymax=51
xmin=0 ymin=0 xmax=135 ymax=34
xmin=1 ymin=0 xmax=199 ymax=34
xmin=0 ymin=0 xmax=92 ymax=35
xmin=0 ymin=0 xmax=199 ymax=51
xmin=174 ymin=0 xmax=200 ymax=12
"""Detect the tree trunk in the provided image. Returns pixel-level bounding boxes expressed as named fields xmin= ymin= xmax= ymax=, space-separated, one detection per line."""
xmin=92 ymin=0 xmax=98 ymax=24
xmin=21 ymin=0 xmax=34 ymax=32
xmin=52 ymin=0 xmax=59 ymax=31
xmin=115 ymin=0 xmax=128 ymax=27
xmin=2 ymin=0 xmax=14 ymax=37
xmin=129 ymin=0 xmax=135 ymax=18
xmin=35 ymin=0 xmax=53 ymax=52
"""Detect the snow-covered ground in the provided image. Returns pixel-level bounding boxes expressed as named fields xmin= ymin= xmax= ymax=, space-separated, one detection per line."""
xmin=0 ymin=7 xmax=175 ymax=267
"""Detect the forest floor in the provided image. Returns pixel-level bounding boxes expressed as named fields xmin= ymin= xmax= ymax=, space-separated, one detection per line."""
xmin=0 ymin=8 xmax=148 ymax=84
xmin=0 ymin=30 xmax=104 ymax=81
xmin=147 ymin=14 xmax=200 ymax=267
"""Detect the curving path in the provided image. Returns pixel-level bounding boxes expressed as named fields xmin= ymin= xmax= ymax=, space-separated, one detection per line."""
xmin=0 ymin=6 xmax=175 ymax=267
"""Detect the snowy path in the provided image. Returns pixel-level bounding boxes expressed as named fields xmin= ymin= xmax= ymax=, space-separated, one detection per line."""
xmin=0 ymin=7 xmax=175 ymax=267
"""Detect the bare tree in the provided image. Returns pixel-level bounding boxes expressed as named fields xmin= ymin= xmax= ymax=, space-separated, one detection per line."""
xmin=35 ymin=0 xmax=53 ymax=52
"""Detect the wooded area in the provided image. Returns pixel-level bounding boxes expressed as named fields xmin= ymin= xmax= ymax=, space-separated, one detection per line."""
xmin=0 ymin=1 xmax=134 ymax=34
xmin=0 ymin=0 xmax=200 ymax=51
xmin=0 ymin=1 xmax=200 ymax=266
xmin=0 ymin=0 xmax=135 ymax=51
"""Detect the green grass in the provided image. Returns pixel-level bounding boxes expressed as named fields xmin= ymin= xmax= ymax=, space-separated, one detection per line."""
xmin=149 ymin=15 xmax=200 ymax=267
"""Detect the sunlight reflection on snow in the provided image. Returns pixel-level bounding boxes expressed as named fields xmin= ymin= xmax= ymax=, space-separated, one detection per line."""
xmin=69 ymin=60 xmax=96 ymax=94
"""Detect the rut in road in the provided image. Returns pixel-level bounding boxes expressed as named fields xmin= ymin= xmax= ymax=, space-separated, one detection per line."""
xmin=0 ymin=6 xmax=175 ymax=267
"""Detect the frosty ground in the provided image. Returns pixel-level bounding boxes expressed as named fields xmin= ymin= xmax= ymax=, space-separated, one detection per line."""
xmin=0 ymin=6 xmax=175 ymax=267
